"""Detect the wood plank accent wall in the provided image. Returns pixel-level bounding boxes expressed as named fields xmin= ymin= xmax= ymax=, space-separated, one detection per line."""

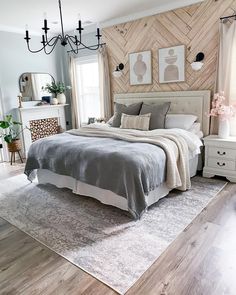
xmin=102 ymin=0 xmax=236 ymax=102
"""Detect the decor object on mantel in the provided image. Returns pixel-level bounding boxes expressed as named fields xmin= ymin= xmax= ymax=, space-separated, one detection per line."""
xmin=24 ymin=0 xmax=104 ymax=54
xmin=0 ymin=115 xmax=29 ymax=165
xmin=17 ymin=93 xmax=23 ymax=108
xmin=208 ymin=92 xmax=235 ymax=139
xmin=42 ymin=82 xmax=71 ymax=104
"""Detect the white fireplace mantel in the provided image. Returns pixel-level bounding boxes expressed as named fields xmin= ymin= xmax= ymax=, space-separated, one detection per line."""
xmin=17 ymin=104 xmax=69 ymax=156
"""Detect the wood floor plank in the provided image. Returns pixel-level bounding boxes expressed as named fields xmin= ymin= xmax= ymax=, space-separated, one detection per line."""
xmin=0 ymin=163 xmax=236 ymax=295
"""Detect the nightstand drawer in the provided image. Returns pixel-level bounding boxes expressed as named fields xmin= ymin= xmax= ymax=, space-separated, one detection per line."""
xmin=208 ymin=158 xmax=236 ymax=171
xmin=208 ymin=147 xmax=236 ymax=160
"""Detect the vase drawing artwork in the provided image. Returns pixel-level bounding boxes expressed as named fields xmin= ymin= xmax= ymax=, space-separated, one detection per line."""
xmin=129 ymin=51 xmax=152 ymax=85
xmin=133 ymin=54 xmax=147 ymax=83
xmin=164 ymin=49 xmax=179 ymax=81
xmin=159 ymin=45 xmax=185 ymax=83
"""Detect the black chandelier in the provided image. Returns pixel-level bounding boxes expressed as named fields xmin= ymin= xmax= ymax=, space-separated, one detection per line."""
xmin=24 ymin=0 xmax=103 ymax=54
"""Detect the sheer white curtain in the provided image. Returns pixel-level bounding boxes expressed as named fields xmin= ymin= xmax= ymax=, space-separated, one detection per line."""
xmin=69 ymin=55 xmax=81 ymax=129
xmin=98 ymin=46 xmax=112 ymax=120
xmin=215 ymin=20 xmax=236 ymax=135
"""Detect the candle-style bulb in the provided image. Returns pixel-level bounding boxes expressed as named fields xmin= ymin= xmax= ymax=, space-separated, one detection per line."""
xmin=24 ymin=25 xmax=30 ymax=42
xmin=43 ymin=12 xmax=47 ymax=19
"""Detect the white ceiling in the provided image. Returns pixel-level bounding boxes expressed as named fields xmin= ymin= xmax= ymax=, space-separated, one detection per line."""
xmin=0 ymin=0 xmax=203 ymax=35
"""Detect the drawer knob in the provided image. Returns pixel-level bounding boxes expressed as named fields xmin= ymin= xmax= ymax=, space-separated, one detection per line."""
xmin=217 ymin=151 xmax=226 ymax=156
xmin=217 ymin=162 xmax=226 ymax=167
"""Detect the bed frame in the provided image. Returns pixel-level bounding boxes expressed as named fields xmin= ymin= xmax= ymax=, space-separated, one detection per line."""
xmin=114 ymin=90 xmax=211 ymax=136
xmin=38 ymin=90 xmax=212 ymax=215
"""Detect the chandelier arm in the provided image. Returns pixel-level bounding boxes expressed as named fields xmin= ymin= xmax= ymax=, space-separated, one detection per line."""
xmin=26 ymin=35 xmax=59 ymax=54
xmin=26 ymin=42 xmax=46 ymax=54
xmin=66 ymin=34 xmax=80 ymax=46
xmin=44 ymin=37 xmax=60 ymax=55
xmin=78 ymin=40 xmax=101 ymax=51
xmin=45 ymin=35 xmax=61 ymax=47
xmin=67 ymin=37 xmax=78 ymax=54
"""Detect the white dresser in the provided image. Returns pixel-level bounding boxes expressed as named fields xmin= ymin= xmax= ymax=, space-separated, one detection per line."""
xmin=203 ymin=135 xmax=236 ymax=182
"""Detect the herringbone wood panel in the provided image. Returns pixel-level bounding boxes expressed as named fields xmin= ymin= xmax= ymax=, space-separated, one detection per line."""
xmin=102 ymin=0 xmax=236 ymax=102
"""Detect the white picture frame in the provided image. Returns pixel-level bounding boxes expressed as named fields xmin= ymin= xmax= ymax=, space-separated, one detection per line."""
xmin=129 ymin=50 xmax=152 ymax=85
xmin=158 ymin=45 xmax=185 ymax=83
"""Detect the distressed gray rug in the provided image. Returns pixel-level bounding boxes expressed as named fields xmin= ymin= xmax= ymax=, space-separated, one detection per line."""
xmin=0 ymin=175 xmax=227 ymax=294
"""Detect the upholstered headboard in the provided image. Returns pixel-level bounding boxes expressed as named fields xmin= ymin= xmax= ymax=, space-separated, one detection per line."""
xmin=114 ymin=90 xmax=211 ymax=136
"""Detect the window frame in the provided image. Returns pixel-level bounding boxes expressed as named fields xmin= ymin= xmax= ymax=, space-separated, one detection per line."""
xmin=75 ymin=55 xmax=101 ymax=124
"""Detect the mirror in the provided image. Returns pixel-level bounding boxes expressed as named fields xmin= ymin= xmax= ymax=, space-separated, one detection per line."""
xmin=19 ymin=73 xmax=55 ymax=102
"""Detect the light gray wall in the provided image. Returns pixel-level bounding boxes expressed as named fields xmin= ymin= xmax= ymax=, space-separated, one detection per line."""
xmin=0 ymin=30 xmax=98 ymax=126
xmin=0 ymin=31 xmax=61 ymax=115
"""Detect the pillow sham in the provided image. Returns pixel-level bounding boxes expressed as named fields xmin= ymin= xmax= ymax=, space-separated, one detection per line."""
xmin=112 ymin=102 xmax=143 ymax=127
xmin=165 ymin=114 xmax=198 ymax=130
xmin=120 ymin=113 xmax=151 ymax=131
xmin=188 ymin=122 xmax=200 ymax=133
xmin=140 ymin=102 xmax=171 ymax=130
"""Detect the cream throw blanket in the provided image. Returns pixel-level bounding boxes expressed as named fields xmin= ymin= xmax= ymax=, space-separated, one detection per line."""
xmin=68 ymin=125 xmax=202 ymax=191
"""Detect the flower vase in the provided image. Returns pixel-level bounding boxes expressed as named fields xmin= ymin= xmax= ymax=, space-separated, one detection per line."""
xmin=218 ymin=117 xmax=230 ymax=139
xmin=51 ymin=97 xmax=58 ymax=105
xmin=57 ymin=93 xmax=66 ymax=104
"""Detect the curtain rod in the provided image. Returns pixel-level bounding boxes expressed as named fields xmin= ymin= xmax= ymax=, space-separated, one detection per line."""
xmin=220 ymin=14 xmax=236 ymax=20
xmin=67 ymin=43 xmax=106 ymax=53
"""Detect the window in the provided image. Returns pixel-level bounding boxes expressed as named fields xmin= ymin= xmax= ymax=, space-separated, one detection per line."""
xmin=76 ymin=55 xmax=101 ymax=124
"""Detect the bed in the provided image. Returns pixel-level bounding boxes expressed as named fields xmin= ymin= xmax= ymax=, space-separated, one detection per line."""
xmin=25 ymin=90 xmax=211 ymax=218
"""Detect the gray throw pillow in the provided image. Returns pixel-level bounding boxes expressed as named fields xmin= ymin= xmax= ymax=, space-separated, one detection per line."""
xmin=112 ymin=102 xmax=143 ymax=127
xmin=140 ymin=102 xmax=171 ymax=130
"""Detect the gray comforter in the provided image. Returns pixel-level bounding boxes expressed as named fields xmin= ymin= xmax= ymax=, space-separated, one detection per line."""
xmin=25 ymin=132 xmax=166 ymax=218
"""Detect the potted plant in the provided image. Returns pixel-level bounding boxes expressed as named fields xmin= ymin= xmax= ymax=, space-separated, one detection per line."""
xmin=0 ymin=115 xmax=26 ymax=153
xmin=42 ymin=82 xmax=71 ymax=105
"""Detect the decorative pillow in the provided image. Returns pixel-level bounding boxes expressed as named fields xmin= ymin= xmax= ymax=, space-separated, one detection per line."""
xmin=140 ymin=102 xmax=171 ymax=130
xmin=165 ymin=114 xmax=198 ymax=130
xmin=112 ymin=102 xmax=143 ymax=127
xmin=120 ymin=113 xmax=151 ymax=131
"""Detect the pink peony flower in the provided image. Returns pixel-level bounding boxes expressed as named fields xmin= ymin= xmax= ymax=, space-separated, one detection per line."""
xmin=208 ymin=92 xmax=235 ymax=121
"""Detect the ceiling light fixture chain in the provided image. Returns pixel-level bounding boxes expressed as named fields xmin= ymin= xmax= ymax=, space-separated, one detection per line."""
xmin=24 ymin=0 xmax=103 ymax=54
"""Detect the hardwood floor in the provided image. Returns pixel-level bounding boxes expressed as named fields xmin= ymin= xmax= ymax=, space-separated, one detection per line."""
xmin=0 ymin=163 xmax=236 ymax=295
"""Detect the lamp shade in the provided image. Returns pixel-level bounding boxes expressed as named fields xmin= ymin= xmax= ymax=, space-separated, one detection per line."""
xmin=191 ymin=61 xmax=204 ymax=71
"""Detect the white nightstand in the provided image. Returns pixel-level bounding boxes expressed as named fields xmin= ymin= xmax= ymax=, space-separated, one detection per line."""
xmin=203 ymin=135 xmax=236 ymax=182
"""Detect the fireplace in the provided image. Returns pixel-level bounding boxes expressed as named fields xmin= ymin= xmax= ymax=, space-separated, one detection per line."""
xmin=17 ymin=104 xmax=68 ymax=156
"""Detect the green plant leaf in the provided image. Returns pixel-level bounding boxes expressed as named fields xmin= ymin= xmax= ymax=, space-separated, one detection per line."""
xmin=0 ymin=121 xmax=10 ymax=129
xmin=5 ymin=115 xmax=12 ymax=123
xmin=4 ymin=134 xmax=12 ymax=143
xmin=13 ymin=121 xmax=22 ymax=125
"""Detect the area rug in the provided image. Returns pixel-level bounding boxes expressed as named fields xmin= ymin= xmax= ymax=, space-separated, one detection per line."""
xmin=0 ymin=175 xmax=227 ymax=294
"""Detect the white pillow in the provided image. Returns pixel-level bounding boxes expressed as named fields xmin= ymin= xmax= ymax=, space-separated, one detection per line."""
xmin=165 ymin=114 xmax=198 ymax=130
xmin=120 ymin=113 xmax=151 ymax=131
xmin=188 ymin=122 xmax=201 ymax=134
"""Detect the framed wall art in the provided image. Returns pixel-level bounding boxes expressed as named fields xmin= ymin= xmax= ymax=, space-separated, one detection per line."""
xmin=158 ymin=45 xmax=185 ymax=83
xmin=129 ymin=50 xmax=152 ymax=85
